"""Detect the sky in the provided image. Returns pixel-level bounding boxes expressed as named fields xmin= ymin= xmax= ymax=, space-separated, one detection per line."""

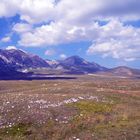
xmin=0 ymin=0 xmax=140 ymax=68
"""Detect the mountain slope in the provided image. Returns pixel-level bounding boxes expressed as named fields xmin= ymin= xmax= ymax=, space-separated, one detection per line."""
xmin=108 ymin=66 xmax=140 ymax=76
xmin=0 ymin=48 xmax=139 ymax=77
xmin=102 ymin=66 xmax=140 ymax=77
xmin=46 ymin=59 xmax=59 ymax=67
xmin=0 ymin=48 xmax=50 ymax=70
xmin=0 ymin=57 xmax=30 ymax=79
xmin=54 ymin=56 xmax=107 ymax=74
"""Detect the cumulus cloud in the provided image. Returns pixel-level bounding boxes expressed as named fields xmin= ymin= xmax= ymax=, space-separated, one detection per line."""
xmin=60 ymin=54 xmax=67 ymax=59
xmin=87 ymin=20 xmax=140 ymax=61
xmin=0 ymin=0 xmax=140 ymax=61
xmin=0 ymin=0 xmax=140 ymax=22
xmin=6 ymin=46 xmax=17 ymax=50
xmin=1 ymin=36 xmax=11 ymax=42
xmin=0 ymin=0 xmax=55 ymax=23
xmin=12 ymin=23 xmax=32 ymax=33
xmin=45 ymin=49 xmax=55 ymax=56
xmin=18 ymin=21 xmax=99 ymax=46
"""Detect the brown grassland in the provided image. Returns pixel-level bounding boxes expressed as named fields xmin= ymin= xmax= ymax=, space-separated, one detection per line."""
xmin=0 ymin=75 xmax=140 ymax=140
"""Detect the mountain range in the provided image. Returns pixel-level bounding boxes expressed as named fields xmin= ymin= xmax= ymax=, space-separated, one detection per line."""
xmin=47 ymin=55 xmax=107 ymax=74
xmin=0 ymin=48 xmax=139 ymax=78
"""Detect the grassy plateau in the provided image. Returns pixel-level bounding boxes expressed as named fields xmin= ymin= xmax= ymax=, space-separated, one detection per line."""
xmin=0 ymin=75 xmax=140 ymax=140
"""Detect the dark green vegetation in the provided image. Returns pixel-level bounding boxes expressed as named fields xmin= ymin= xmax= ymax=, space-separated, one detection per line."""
xmin=0 ymin=75 xmax=140 ymax=140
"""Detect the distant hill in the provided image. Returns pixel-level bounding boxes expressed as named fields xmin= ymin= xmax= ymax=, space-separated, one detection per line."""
xmin=102 ymin=66 xmax=140 ymax=77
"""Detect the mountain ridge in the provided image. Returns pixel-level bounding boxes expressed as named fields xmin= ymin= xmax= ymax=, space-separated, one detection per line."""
xmin=0 ymin=48 xmax=139 ymax=77
xmin=53 ymin=55 xmax=107 ymax=74
xmin=0 ymin=48 xmax=50 ymax=69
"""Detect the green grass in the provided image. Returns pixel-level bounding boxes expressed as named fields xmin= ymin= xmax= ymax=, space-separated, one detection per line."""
xmin=0 ymin=76 xmax=139 ymax=140
xmin=72 ymin=100 xmax=113 ymax=114
xmin=0 ymin=123 xmax=32 ymax=137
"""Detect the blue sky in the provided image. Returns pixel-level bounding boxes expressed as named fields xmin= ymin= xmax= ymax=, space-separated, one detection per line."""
xmin=0 ymin=0 xmax=140 ymax=69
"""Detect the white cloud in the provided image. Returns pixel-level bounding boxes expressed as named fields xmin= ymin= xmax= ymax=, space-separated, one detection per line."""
xmin=6 ymin=46 xmax=17 ymax=50
xmin=87 ymin=20 xmax=140 ymax=61
xmin=0 ymin=0 xmax=55 ymax=23
xmin=12 ymin=23 xmax=32 ymax=33
xmin=0 ymin=0 xmax=140 ymax=61
xmin=0 ymin=1 xmax=18 ymax=17
xmin=19 ymin=0 xmax=55 ymax=23
xmin=60 ymin=54 xmax=67 ymax=59
xmin=0 ymin=0 xmax=140 ymax=22
xmin=18 ymin=21 xmax=100 ymax=46
xmin=1 ymin=36 xmax=11 ymax=42
xmin=45 ymin=49 xmax=55 ymax=56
